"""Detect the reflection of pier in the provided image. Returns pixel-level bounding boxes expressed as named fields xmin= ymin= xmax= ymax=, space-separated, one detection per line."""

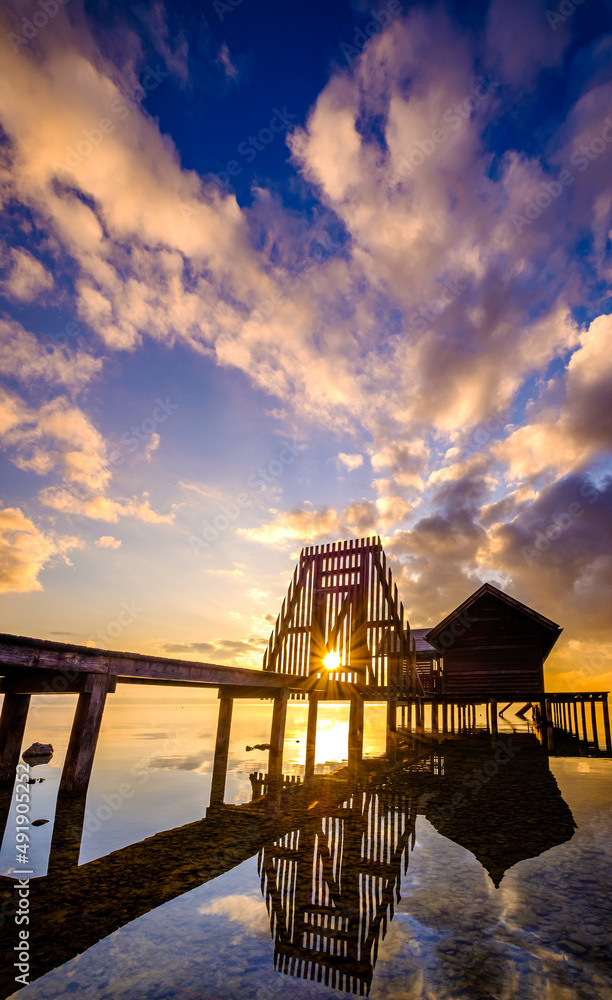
xmin=0 ymin=733 xmax=583 ymax=999
xmin=259 ymin=789 xmax=417 ymax=996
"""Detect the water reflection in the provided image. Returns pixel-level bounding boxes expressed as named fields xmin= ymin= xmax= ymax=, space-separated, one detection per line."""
xmin=255 ymin=734 xmax=577 ymax=996
xmin=0 ymin=730 xmax=606 ymax=1000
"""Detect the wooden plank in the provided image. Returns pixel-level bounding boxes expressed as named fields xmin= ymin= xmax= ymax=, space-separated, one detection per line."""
xmin=0 ymin=635 xmax=298 ymax=689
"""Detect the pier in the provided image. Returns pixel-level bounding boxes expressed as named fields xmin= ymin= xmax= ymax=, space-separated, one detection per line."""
xmin=0 ymin=536 xmax=610 ymax=806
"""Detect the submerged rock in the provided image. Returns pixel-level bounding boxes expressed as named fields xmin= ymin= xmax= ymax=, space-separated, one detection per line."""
xmin=245 ymin=743 xmax=271 ymax=752
xmin=22 ymin=742 xmax=54 ymax=764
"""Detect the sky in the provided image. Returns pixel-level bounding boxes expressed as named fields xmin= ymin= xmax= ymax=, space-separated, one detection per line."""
xmin=0 ymin=0 xmax=611 ymax=691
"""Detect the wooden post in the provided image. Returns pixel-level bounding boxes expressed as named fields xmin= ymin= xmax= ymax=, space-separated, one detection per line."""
xmin=442 ymin=702 xmax=448 ymax=733
xmin=59 ymin=675 xmax=110 ymax=796
xmin=349 ymin=695 xmax=364 ymax=771
xmin=387 ymin=693 xmax=397 ymax=738
xmin=210 ymin=694 xmax=234 ymax=806
xmin=591 ymin=700 xmax=598 ymax=745
xmin=0 ymin=693 xmax=31 ymax=786
xmin=431 ymin=701 xmax=438 ymax=733
xmin=305 ymin=694 xmax=318 ymax=778
xmin=602 ymin=698 xmax=612 ymax=752
xmin=268 ymin=688 xmax=289 ymax=788
xmin=490 ymin=700 xmax=498 ymax=737
xmin=406 ymin=699 xmax=412 ymax=732
xmin=581 ymin=700 xmax=587 ymax=740
xmin=573 ymin=701 xmax=579 ymax=736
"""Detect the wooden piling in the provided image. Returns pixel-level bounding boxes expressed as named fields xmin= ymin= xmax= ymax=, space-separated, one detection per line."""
xmin=349 ymin=694 xmax=364 ymax=770
xmin=268 ymin=688 xmax=289 ymax=787
xmin=602 ymin=698 xmax=611 ymax=752
xmin=305 ymin=694 xmax=319 ymax=778
xmin=59 ymin=675 xmax=110 ymax=796
xmin=591 ymin=700 xmax=598 ymax=746
xmin=0 ymin=693 xmax=31 ymax=787
xmin=210 ymin=694 xmax=234 ymax=806
xmin=490 ymin=700 xmax=498 ymax=737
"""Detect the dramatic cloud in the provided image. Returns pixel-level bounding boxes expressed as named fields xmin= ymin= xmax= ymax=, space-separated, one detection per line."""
xmin=0 ymin=506 xmax=82 ymax=593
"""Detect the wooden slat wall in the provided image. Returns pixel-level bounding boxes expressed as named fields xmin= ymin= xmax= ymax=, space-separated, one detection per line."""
xmin=441 ymin=593 xmax=544 ymax=697
xmin=262 ymin=538 xmax=413 ymax=695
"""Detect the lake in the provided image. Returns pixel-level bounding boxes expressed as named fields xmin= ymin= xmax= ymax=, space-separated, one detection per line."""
xmin=1 ymin=691 xmax=611 ymax=1000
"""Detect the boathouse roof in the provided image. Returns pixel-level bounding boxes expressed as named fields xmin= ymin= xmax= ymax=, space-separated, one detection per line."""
xmin=425 ymin=582 xmax=562 ymax=660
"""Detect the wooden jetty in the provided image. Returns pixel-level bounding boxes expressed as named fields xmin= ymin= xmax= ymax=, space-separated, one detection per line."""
xmin=0 ymin=536 xmax=610 ymax=803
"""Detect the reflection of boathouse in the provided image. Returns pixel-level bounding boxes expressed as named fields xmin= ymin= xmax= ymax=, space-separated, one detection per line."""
xmin=256 ymin=734 xmax=577 ymax=996
xmin=259 ymin=789 xmax=418 ymax=996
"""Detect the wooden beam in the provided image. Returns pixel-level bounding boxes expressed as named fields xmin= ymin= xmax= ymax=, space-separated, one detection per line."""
xmin=348 ymin=695 xmax=364 ymax=772
xmin=58 ymin=675 xmax=110 ymax=796
xmin=305 ymin=694 xmax=319 ymax=778
xmin=0 ymin=633 xmax=297 ymax=689
xmin=0 ymin=693 xmax=30 ymax=786
xmin=603 ymin=698 xmax=612 ymax=752
xmin=268 ymin=688 xmax=289 ymax=787
xmin=210 ymin=695 xmax=233 ymax=807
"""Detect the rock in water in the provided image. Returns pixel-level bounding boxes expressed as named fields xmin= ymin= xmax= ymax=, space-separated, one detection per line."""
xmin=22 ymin=742 xmax=54 ymax=764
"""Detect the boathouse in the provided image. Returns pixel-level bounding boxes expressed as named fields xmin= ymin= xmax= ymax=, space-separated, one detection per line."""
xmin=418 ymin=582 xmax=563 ymax=700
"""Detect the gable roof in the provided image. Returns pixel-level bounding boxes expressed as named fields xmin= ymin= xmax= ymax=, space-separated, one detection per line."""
xmin=408 ymin=627 xmax=438 ymax=655
xmin=425 ymin=582 xmax=562 ymax=660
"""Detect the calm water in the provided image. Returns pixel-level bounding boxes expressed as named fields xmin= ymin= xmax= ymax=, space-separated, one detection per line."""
xmin=1 ymin=690 xmax=611 ymax=1000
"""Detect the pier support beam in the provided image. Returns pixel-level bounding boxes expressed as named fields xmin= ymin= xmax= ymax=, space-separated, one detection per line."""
xmin=386 ymin=693 xmax=397 ymax=749
xmin=305 ymin=694 xmax=319 ymax=778
xmin=603 ymin=698 xmax=612 ymax=752
xmin=349 ymin=694 xmax=364 ymax=773
xmin=581 ymin=701 xmax=587 ymax=740
xmin=591 ymin=700 xmax=598 ymax=745
xmin=59 ymin=675 xmax=111 ymax=797
xmin=0 ymin=693 xmax=31 ymax=787
xmin=268 ymin=688 xmax=289 ymax=789
xmin=489 ymin=700 xmax=498 ymax=737
xmin=210 ymin=693 xmax=234 ymax=807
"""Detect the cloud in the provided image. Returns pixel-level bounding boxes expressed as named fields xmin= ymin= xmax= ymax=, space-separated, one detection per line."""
xmin=216 ymin=43 xmax=238 ymax=81
xmin=239 ymin=496 xmax=410 ymax=547
xmin=0 ymin=391 xmax=110 ymax=490
xmin=0 ymin=506 xmax=82 ymax=593
xmin=494 ymin=313 xmax=612 ymax=482
xmin=95 ymin=535 xmax=121 ymax=548
xmin=1 ymin=247 xmax=54 ymax=302
xmin=338 ymin=452 xmax=363 ymax=472
xmin=40 ymin=486 xmax=175 ymax=524
xmin=0 ymin=319 xmax=103 ymax=390
xmin=198 ymin=895 xmax=269 ymax=937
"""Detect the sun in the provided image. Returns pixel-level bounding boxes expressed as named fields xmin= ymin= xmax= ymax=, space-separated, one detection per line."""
xmin=323 ymin=650 xmax=340 ymax=671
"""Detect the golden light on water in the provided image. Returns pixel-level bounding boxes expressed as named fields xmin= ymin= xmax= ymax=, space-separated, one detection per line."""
xmin=323 ymin=650 xmax=340 ymax=670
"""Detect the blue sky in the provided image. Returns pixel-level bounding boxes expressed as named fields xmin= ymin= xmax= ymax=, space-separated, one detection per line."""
xmin=0 ymin=0 xmax=611 ymax=689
